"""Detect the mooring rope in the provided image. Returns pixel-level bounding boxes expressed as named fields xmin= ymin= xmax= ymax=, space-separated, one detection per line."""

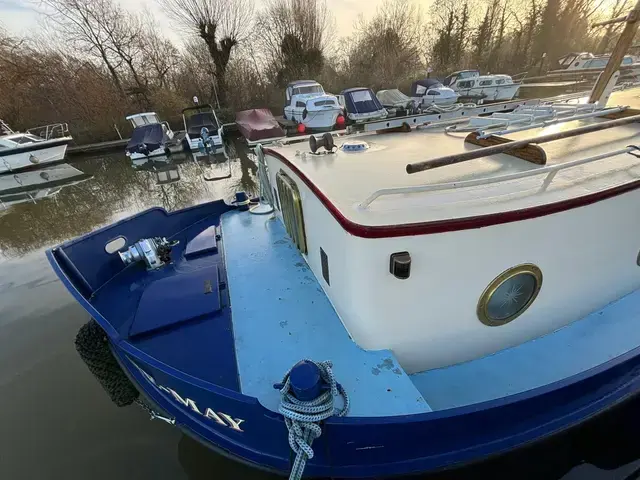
xmin=277 ymin=360 xmax=349 ymax=480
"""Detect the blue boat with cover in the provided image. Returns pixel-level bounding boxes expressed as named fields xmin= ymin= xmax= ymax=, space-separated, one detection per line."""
xmin=47 ymin=25 xmax=640 ymax=479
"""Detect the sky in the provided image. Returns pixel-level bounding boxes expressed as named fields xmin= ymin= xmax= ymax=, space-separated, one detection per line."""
xmin=0 ymin=0 xmax=426 ymax=43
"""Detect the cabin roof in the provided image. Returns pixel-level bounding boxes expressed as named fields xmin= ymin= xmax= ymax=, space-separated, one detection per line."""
xmin=288 ymin=80 xmax=320 ymax=88
xmin=341 ymin=87 xmax=371 ymax=94
xmin=125 ymin=112 xmax=158 ymax=120
xmin=182 ymin=104 xmax=213 ymax=114
xmin=448 ymin=69 xmax=479 ymax=76
xmin=266 ymin=88 xmax=640 ymax=228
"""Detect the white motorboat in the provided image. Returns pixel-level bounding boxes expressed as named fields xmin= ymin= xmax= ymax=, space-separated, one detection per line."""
xmin=125 ymin=112 xmax=183 ymax=161
xmin=550 ymin=52 xmax=640 ymax=82
xmin=283 ymin=80 xmax=344 ymax=132
xmin=182 ymin=104 xmax=223 ymax=154
xmin=0 ymin=120 xmax=72 ymax=174
xmin=443 ymin=70 xmax=520 ymax=102
xmin=409 ymin=79 xmax=459 ymax=107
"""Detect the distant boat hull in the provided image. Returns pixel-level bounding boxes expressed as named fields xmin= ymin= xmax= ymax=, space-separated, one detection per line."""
xmin=0 ymin=138 xmax=70 ymax=173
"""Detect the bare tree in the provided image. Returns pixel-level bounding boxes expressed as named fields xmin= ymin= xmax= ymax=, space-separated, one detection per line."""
xmin=257 ymin=0 xmax=333 ymax=78
xmin=346 ymin=0 xmax=426 ymax=89
xmin=157 ymin=0 xmax=254 ymax=105
xmin=40 ymin=0 xmax=125 ymax=95
xmin=138 ymin=19 xmax=180 ymax=89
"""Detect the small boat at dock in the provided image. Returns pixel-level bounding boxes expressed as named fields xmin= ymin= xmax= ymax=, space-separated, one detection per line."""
xmin=125 ymin=112 xmax=187 ymax=160
xmin=182 ymin=104 xmax=224 ymax=154
xmin=0 ymin=119 xmax=72 ymax=174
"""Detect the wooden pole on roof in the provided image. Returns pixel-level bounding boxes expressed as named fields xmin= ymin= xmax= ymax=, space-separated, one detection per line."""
xmin=589 ymin=0 xmax=640 ymax=103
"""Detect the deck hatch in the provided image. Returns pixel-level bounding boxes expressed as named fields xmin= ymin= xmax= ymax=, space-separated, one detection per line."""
xmin=276 ymin=170 xmax=307 ymax=254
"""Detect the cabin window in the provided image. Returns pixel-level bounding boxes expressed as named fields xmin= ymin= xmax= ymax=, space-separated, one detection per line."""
xmin=296 ymin=101 xmax=306 ymax=108
xmin=426 ymin=90 xmax=440 ymax=96
xmin=276 ymin=170 xmax=307 ymax=254
xmin=459 ymin=71 xmax=477 ymax=79
xmin=293 ymin=85 xmax=324 ymax=95
xmin=477 ymin=264 xmax=543 ymax=326
xmin=315 ymin=100 xmax=336 ymax=107
xmin=415 ymin=85 xmax=427 ymax=95
xmin=495 ymin=79 xmax=505 ymax=85
xmin=458 ymin=80 xmax=475 ymax=88
xmin=622 ymin=57 xmax=633 ymax=65
xmin=479 ymin=80 xmax=493 ymax=86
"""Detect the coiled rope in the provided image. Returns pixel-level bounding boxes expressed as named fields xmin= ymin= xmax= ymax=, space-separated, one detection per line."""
xmin=277 ymin=360 xmax=349 ymax=480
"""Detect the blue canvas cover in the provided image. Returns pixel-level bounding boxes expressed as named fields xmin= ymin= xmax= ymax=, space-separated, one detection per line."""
xmin=126 ymin=123 xmax=164 ymax=153
xmin=411 ymin=79 xmax=445 ymax=96
xmin=341 ymin=88 xmax=385 ymax=115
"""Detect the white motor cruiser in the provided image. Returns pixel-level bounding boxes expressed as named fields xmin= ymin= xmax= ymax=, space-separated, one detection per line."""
xmin=0 ymin=120 xmax=72 ymax=174
xmin=283 ymin=80 xmax=344 ymax=132
xmin=443 ymin=70 xmax=520 ymax=102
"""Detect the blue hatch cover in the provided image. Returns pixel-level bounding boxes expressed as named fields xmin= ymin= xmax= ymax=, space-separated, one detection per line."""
xmin=129 ymin=265 xmax=221 ymax=337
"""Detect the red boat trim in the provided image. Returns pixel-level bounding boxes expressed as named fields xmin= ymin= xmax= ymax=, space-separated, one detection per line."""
xmin=265 ymin=148 xmax=640 ymax=238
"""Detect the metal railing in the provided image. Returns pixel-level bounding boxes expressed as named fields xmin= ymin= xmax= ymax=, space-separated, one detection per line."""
xmin=26 ymin=123 xmax=69 ymax=140
xmin=360 ymin=146 xmax=640 ymax=208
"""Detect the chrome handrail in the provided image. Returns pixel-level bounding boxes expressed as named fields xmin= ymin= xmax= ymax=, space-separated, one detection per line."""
xmin=27 ymin=123 xmax=69 ymax=140
xmin=360 ymin=146 xmax=639 ymax=208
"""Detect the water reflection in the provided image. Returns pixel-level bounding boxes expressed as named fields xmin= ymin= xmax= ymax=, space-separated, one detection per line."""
xmin=0 ymin=144 xmax=258 ymax=259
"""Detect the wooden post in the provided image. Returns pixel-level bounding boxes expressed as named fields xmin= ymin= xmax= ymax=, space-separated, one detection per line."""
xmin=589 ymin=0 xmax=640 ymax=103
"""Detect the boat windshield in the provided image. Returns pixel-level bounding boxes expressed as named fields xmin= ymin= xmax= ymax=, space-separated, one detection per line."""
xmin=293 ymin=85 xmax=324 ymax=95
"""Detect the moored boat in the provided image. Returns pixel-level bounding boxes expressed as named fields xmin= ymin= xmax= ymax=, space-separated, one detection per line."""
xmin=125 ymin=112 xmax=187 ymax=160
xmin=0 ymin=119 xmax=72 ymax=174
xmin=410 ymin=78 xmax=459 ymax=107
xmin=283 ymin=80 xmax=344 ymax=132
xmin=47 ymin=8 xmax=640 ymax=478
xmin=339 ymin=87 xmax=388 ymax=124
xmin=443 ymin=70 xmax=520 ymax=102
xmin=182 ymin=104 xmax=223 ymax=154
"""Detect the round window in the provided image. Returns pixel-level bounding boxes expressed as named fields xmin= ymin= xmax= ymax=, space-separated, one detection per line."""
xmin=477 ymin=264 xmax=543 ymax=326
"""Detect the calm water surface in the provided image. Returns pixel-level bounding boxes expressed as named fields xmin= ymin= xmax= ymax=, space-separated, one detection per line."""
xmin=1 ymin=148 xmax=640 ymax=480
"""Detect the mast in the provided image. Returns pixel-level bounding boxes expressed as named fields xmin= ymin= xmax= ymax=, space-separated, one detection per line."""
xmin=589 ymin=0 xmax=640 ymax=103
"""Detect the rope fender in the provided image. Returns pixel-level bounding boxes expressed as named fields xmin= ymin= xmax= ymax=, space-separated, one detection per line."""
xmin=276 ymin=360 xmax=349 ymax=480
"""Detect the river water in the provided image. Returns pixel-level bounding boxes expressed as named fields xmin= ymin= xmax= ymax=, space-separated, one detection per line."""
xmin=1 ymin=147 xmax=640 ymax=480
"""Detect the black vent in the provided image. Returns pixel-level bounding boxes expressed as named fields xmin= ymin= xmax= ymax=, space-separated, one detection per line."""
xmin=320 ymin=248 xmax=330 ymax=285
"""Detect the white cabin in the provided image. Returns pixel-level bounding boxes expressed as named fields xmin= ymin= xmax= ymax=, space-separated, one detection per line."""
xmin=260 ymin=88 xmax=640 ymax=374
xmin=284 ymin=81 xmax=343 ymax=131
xmin=556 ymin=52 xmax=637 ymax=71
xmin=443 ymin=70 xmax=520 ymax=102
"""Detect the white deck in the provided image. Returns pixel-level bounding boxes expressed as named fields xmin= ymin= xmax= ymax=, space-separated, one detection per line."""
xmin=268 ymin=89 xmax=640 ymax=227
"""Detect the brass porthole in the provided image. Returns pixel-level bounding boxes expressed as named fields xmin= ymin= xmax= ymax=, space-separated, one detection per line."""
xmin=477 ymin=264 xmax=543 ymax=326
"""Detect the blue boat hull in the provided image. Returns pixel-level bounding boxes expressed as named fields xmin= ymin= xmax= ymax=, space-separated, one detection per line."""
xmin=46 ymin=200 xmax=640 ymax=478
xmin=109 ymin=340 xmax=640 ymax=478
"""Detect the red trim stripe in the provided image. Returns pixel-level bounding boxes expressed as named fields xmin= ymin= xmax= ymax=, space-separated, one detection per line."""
xmin=265 ymin=148 xmax=640 ymax=239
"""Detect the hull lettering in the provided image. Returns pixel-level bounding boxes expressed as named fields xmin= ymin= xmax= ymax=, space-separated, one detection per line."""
xmin=134 ymin=363 xmax=245 ymax=432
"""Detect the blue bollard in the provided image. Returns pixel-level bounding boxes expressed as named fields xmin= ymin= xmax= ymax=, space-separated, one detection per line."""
xmin=288 ymin=360 xmax=323 ymax=402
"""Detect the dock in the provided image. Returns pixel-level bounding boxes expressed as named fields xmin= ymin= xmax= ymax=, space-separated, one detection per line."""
xmin=67 ymin=138 xmax=129 ymax=157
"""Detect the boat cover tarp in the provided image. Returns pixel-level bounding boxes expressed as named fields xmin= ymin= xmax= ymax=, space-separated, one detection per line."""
xmin=126 ymin=123 xmax=163 ymax=152
xmin=341 ymin=88 xmax=385 ymax=114
xmin=377 ymin=89 xmax=413 ymax=107
xmin=411 ymin=79 xmax=445 ymax=96
xmin=186 ymin=112 xmax=219 ymax=139
xmin=236 ymin=109 xmax=285 ymax=141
